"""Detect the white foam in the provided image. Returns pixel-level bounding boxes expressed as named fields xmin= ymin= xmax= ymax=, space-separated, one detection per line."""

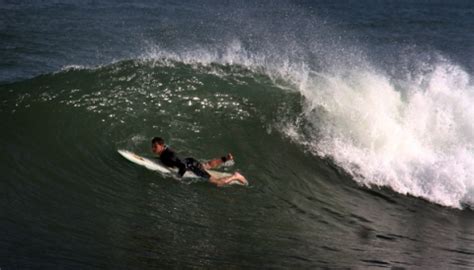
xmin=59 ymin=65 xmax=89 ymax=71
xmin=291 ymin=60 xmax=474 ymax=208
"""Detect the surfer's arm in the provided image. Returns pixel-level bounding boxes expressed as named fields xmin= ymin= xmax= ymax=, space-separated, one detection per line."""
xmin=168 ymin=153 xmax=186 ymax=177
xmin=176 ymin=159 xmax=186 ymax=177
xmin=160 ymin=148 xmax=187 ymax=177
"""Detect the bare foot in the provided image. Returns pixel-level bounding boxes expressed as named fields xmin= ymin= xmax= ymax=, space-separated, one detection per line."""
xmin=233 ymin=172 xmax=248 ymax=185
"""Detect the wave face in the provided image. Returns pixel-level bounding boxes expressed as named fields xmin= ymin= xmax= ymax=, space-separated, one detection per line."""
xmin=139 ymin=43 xmax=474 ymax=209
xmin=2 ymin=0 xmax=474 ymax=269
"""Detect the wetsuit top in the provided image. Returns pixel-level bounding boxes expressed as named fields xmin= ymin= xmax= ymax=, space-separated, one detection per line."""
xmin=159 ymin=147 xmax=186 ymax=177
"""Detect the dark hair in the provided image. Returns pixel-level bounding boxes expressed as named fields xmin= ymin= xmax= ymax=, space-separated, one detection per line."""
xmin=152 ymin=137 xmax=165 ymax=145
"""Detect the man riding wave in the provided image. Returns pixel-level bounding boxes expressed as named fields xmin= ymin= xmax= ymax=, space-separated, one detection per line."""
xmin=151 ymin=137 xmax=248 ymax=186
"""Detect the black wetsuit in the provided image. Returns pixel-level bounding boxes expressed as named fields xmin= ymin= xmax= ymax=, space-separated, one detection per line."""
xmin=159 ymin=147 xmax=211 ymax=179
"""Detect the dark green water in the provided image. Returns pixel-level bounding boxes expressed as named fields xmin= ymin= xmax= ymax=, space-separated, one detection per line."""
xmin=2 ymin=1 xmax=474 ymax=269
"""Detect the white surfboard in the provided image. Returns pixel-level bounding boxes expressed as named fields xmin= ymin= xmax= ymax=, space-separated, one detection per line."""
xmin=118 ymin=150 xmax=245 ymax=185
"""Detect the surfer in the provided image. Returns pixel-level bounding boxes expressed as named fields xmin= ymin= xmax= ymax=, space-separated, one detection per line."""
xmin=151 ymin=137 xmax=248 ymax=186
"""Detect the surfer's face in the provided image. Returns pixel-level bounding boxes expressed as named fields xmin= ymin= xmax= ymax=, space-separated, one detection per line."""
xmin=152 ymin=143 xmax=164 ymax=154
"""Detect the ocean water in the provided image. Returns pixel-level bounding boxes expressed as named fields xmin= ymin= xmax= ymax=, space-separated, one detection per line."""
xmin=1 ymin=1 xmax=474 ymax=269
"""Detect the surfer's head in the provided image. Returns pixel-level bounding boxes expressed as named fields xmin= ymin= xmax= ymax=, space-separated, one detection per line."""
xmin=152 ymin=137 xmax=165 ymax=154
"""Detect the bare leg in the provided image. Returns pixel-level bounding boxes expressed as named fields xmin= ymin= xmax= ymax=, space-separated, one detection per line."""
xmin=202 ymin=153 xmax=233 ymax=170
xmin=209 ymin=172 xmax=247 ymax=187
